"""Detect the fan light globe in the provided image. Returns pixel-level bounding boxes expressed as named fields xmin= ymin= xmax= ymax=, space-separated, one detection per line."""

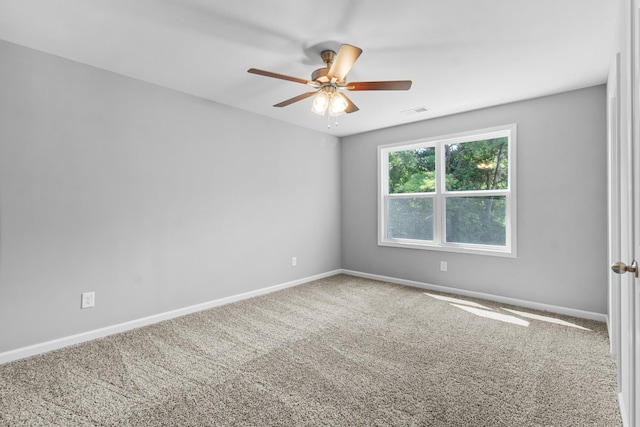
xmin=311 ymin=92 xmax=329 ymax=115
xmin=329 ymin=93 xmax=348 ymax=116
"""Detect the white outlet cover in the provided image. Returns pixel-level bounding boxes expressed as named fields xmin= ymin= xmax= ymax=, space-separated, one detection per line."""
xmin=81 ymin=292 xmax=95 ymax=309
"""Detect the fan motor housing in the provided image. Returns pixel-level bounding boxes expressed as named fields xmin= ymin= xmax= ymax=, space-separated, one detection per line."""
xmin=311 ymin=67 xmax=329 ymax=82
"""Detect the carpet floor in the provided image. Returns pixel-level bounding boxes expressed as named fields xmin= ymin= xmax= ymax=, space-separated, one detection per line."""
xmin=0 ymin=274 xmax=622 ymax=426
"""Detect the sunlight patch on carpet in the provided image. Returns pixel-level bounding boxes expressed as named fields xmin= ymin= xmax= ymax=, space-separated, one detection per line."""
xmin=501 ymin=308 xmax=592 ymax=331
xmin=450 ymin=304 xmax=530 ymax=327
xmin=423 ymin=293 xmax=491 ymax=310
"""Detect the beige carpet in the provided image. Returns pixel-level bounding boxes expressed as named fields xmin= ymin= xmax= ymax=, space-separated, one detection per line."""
xmin=0 ymin=274 xmax=621 ymax=426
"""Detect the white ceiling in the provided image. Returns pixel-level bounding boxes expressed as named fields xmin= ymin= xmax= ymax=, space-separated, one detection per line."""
xmin=0 ymin=0 xmax=620 ymax=137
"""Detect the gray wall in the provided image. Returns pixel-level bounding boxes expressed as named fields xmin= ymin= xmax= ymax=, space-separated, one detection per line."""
xmin=0 ymin=40 xmax=341 ymax=352
xmin=341 ymin=86 xmax=608 ymax=314
xmin=0 ymin=38 xmax=609 ymax=355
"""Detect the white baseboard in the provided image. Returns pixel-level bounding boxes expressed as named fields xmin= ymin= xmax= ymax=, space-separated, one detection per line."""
xmin=341 ymin=269 xmax=608 ymax=322
xmin=0 ymin=270 xmax=342 ymax=365
xmin=1 ymin=268 xmax=607 ymax=365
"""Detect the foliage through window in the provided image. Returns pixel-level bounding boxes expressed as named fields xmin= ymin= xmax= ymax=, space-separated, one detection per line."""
xmin=379 ymin=125 xmax=516 ymax=256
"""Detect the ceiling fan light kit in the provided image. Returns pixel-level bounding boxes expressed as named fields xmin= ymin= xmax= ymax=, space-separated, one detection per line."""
xmin=311 ymin=86 xmax=347 ymax=116
xmin=248 ymin=44 xmax=412 ymax=128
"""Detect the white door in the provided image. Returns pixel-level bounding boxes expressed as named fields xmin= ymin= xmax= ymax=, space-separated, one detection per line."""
xmin=616 ymin=105 xmax=636 ymax=426
xmin=610 ymin=64 xmax=636 ymax=425
xmin=610 ymin=56 xmax=636 ymax=426
xmin=610 ymin=2 xmax=640 ymax=425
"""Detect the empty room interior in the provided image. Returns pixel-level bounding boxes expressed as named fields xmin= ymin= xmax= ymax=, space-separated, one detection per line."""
xmin=0 ymin=1 xmax=638 ymax=425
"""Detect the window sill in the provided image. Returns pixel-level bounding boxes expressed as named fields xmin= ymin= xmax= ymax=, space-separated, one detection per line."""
xmin=378 ymin=239 xmax=516 ymax=258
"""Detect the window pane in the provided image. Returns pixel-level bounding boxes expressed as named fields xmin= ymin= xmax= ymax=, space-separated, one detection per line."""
xmin=388 ymin=197 xmax=434 ymax=240
xmin=388 ymin=147 xmax=436 ymax=194
xmin=445 ymin=137 xmax=508 ymax=191
xmin=445 ymin=196 xmax=506 ymax=245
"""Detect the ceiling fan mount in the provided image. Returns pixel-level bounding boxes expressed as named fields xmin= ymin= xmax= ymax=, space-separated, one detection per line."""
xmin=320 ymin=49 xmax=336 ymax=66
xmin=248 ymin=44 xmax=412 ymax=117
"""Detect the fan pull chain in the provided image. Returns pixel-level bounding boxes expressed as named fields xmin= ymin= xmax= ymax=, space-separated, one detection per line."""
xmin=325 ymin=112 xmax=339 ymax=129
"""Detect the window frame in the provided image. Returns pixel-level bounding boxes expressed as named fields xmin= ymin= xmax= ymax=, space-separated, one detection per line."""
xmin=378 ymin=124 xmax=517 ymax=257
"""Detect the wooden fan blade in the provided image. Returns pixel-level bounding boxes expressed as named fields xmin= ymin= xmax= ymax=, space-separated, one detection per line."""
xmin=273 ymin=91 xmax=318 ymax=107
xmin=347 ymin=80 xmax=413 ymax=91
xmin=341 ymin=93 xmax=360 ymax=114
xmin=248 ymin=68 xmax=315 ymax=86
xmin=327 ymin=44 xmax=362 ymax=82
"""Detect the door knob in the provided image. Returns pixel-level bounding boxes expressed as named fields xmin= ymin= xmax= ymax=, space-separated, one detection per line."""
xmin=611 ymin=260 xmax=638 ymax=277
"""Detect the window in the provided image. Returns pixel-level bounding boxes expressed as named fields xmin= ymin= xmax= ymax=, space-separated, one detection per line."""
xmin=378 ymin=124 xmax=516 ymax=257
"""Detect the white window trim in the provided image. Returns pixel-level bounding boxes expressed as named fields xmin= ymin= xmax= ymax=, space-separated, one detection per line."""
xmin=378 ymin=124 xmax=517 ymax=258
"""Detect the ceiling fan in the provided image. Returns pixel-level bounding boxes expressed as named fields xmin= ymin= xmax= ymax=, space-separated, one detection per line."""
xmin=247 ymin=44 xmax=412 ymax=119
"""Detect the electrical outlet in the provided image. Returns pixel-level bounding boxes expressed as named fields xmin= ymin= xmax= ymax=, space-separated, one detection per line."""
xmin=81 ymin=292 xmax=95 ymax=309
xmin=291 ymin=256 xmax=297 ymax=267
xmin=440 ymin=261 xmax=448 ymax=272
